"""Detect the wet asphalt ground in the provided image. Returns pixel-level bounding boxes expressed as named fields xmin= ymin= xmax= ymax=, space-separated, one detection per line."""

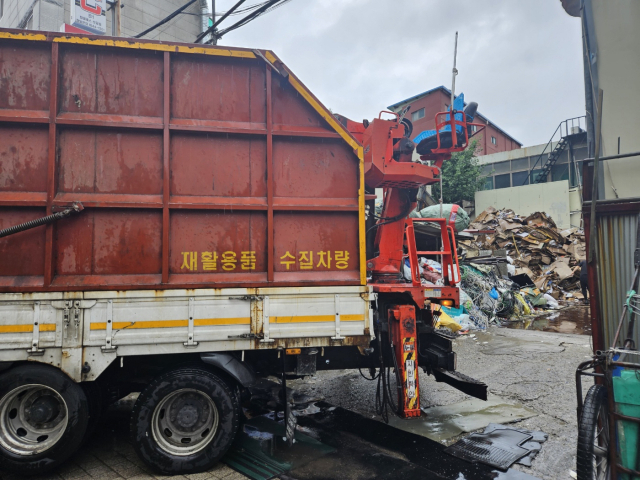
xmin=0 ymin=306 xmax=593 ymax=480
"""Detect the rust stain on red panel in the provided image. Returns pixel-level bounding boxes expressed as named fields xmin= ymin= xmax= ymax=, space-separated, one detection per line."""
xmin=0 ymin=208 xmax=46 ymax=276
xmin=58 ymin=129 xmax=162 ymax=194
xmin=273 ymin=138 xmax=357 ymax=199
xmin=273 ymin=212 xmax=359 ymax=273
xmin=169 ymin=211 xmax=267 ymax=274
xmin=171 ymin=57 xmax=265 ymax=123
xmin=0 ymin=126 xmax=48 ymax=192
xmin=59 ymin=48 xmax=163 ymax=117
xmin=93 ymin=210 xmax=162 ymax=275
xmin=55 ymin=212 xmax=93 ymax=275
xmin=0 ymin=43 xmax=50 ymax=111
xmin=171 ymin=133 xmax=266 ymax=197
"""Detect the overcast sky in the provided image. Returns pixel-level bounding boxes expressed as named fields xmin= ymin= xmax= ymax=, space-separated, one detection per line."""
xmin=207 ymin=0 xmax=585 ymax=147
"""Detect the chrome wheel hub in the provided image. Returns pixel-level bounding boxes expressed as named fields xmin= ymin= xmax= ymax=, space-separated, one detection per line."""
xmin=151 ymin=388 xmax=218 ymax=456
xmin=0 ymin=385 xmax=68 ymax=455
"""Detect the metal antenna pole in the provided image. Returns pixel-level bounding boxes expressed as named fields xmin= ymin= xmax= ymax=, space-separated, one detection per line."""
xmin=441 ymin=32 xmax=458 ymax=219
xmin=451 ymin=31 xmax=458 ymax=112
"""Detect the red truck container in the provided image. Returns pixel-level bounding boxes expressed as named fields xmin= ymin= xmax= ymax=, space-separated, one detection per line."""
xmin=0 ymin=29 xmax=365 ymax=292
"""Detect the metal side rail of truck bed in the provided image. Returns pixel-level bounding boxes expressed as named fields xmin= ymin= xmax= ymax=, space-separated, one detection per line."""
xmin=0 ymin=286 xmax=373 ymax=382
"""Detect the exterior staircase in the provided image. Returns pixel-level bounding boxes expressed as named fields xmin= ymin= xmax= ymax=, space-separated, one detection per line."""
xmin=526 ymin=116 xmax=586 ymax=185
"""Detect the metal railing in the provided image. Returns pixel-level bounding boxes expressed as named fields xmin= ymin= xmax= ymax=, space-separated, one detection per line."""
xmin=525 ymin=116 xmax=586 ymax=185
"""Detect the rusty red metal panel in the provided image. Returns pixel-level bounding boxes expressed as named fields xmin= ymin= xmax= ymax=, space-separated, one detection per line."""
xmin=59 ymin=48 xmax=163 ymax=117
xmin=54 ymin=210 xmax=162 ymax=276
xmin=58 ymin=129 xmax=163 ymax=194
xmin=170 ymin=134 xmax=266 ymax=198
xmin=0 ymin=208 xmax=46 ymax=276
xmin=0 ymin=42 xmax=51 ymax=111
xmin=171 ymin=57 xmax=265 ymax=124
xmin=272 ymin=76 xmax=326 ymax=129
xmin=273 ymin=212 xmax=359 ymax=276
xmin=0 ymin=126 xmax=49 ymax=193
xmin=169 ymin=211 xmax=267 ymax=275
xmin=273 ymin=138 xmax=358 ymax=199
xmin=0 ymin=32 xmax=363 ymax=292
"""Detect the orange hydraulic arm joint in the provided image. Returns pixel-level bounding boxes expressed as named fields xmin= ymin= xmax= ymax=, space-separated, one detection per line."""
xmin=362 ymin=114 xmax=441 ymax=283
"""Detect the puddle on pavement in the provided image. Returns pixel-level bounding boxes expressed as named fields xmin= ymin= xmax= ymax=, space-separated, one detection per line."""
xmin=502 ymin=305 xmax=591 ymax=335
xmin=464 ymin=331 xmax=565 ymax=355
xmin=388 ymin=395 xmax=536 ymax=443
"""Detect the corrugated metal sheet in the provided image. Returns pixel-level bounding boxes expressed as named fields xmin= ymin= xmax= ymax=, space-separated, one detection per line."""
xmin=596 ymin=214 xmax=640 ymax=348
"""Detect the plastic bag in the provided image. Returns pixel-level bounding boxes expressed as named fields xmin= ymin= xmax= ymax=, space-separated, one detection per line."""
xmin=544 ymin=293 xmax=560 ymax=309
xmin=415 ymin=204 xmax=471 ymax=232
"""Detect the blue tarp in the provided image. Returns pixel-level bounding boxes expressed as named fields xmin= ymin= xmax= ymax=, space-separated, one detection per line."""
xmin=413 ymin=93 xmax=466 ymax=145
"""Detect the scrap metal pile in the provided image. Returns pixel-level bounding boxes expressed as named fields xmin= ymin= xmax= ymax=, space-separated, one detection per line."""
xmin=433 ymin=207 xmax=586 ymax=333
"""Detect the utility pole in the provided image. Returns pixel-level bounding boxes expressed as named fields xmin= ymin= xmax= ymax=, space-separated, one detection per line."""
xmin=108 ymin=0 xmax=122 ymax=37
xmin=211 ymin=0 xmax=217 ymax=44
xmin=115 ymin=0 xmax=121 ymax=36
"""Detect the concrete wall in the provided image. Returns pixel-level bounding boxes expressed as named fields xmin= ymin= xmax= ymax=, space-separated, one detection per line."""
xmin=475 ymin=180 xmax=571 ymax=229
xmin=1 ymin=0 xmax=202 ymax=43
xmin=585 ymin=0 xmax=640 ymax=200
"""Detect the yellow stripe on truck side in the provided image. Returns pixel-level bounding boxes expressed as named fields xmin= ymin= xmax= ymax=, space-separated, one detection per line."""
xmin=0 ymin=324 xmax=56 ymax=333
xmin=90 ymin=314 xmax=364 ymax=330
xmin=90 ymin=317 xmax=251 ymax=331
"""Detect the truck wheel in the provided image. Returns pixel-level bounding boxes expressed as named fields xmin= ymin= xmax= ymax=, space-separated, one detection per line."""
xmin=0 ymin=364 xmax=89 ymax=475
xmin=576 ymin=384 xmax=610 ymax=480
xmin=130 ymin=368 xmax=239 ymax=475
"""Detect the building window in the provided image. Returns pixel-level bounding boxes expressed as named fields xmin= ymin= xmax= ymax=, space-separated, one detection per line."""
xmin=492 ymin=161 xmax=510 ymax=174
xmin=531 ymin=169 xmax=547 ymax=183
xmin=483 ymin=177 xmax=494 ymax=190
xmin=470 ymin=125 xmax=478 ymax=133
xmin=491 ymin=136 xmax=497 ymax=145
xmin=551 ymin=164 xmax=570 ymax=182
xmin=511 ymin=171 xmax=530 ymax=186
xmin=495 ymin=173 xmax=511 ymax=189
xmin=411 ymin=108 xmax=425 ymax=121
xmin=481 ymin=164 xmax=494 ymax=176
xmin=511 ymin=157 xmax=529 ymax=171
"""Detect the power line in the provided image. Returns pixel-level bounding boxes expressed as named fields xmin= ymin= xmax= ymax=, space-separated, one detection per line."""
xmin=134 ymin=0 xmax=197 ymax=38
xmin=195 ymin=0 xmax=248 ymax=43
xmin=215 ymin=0 xmax=292 ymax=38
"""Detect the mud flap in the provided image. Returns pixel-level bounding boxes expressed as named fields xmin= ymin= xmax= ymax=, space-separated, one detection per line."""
xmin=432 ymin=368 xmax=488 ymax=401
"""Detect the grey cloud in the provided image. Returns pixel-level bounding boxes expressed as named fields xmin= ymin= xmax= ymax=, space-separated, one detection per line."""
xmin=210 ymin=0 xmax=584 ymax=146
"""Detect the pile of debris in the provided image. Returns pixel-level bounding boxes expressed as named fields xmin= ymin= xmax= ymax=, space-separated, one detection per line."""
xmin=460 ymin=207 xmax=586 ymax=301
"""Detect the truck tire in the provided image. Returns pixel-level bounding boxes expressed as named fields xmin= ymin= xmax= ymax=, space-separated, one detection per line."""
xmin=0 ymin=364 xmax=89 ymax=475
xmin=576 ymin=384 xmax=610 ymax=480
xmin=130 ymin=367 xmax=239 ymax=475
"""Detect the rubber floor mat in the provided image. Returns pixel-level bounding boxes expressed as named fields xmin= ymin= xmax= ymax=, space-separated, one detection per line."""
xmin=444 ymin=429 xmax=532 ymax=470
xmin=483 ymin=423 xmax=548 ymax=467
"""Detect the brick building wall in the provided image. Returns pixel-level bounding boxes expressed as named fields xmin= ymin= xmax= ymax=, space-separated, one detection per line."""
xmin=389 ymin=87 xmax=521 ymax=156
xmin=0 ymin=0 xmax=202 ymax=43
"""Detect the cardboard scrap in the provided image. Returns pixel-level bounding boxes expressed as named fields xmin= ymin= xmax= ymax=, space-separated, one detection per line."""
xmin=467 ymin=207 xmax=586 ymax=299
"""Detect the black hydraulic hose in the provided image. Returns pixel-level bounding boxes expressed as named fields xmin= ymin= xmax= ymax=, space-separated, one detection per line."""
xmin=0 ymin=204 xmax=83 ymax=239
